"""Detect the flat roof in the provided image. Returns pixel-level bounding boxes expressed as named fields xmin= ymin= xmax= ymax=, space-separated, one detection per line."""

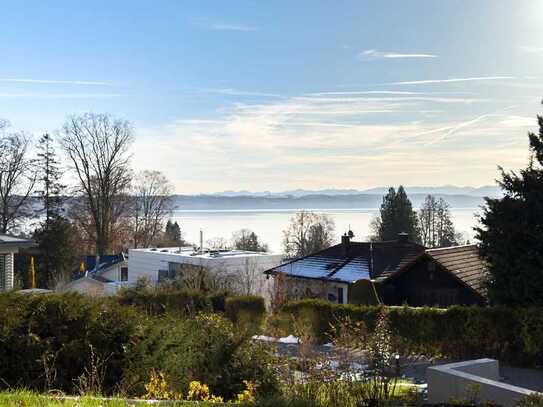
xmin=130 ymin=246 xmax=279 ymax=259
xmin=0 ymin=234 xmax=35 ymax=249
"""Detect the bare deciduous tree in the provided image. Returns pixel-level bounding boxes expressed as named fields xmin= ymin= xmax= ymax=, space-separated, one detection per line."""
xmin=206 ymin=236 xmax=230 ymax=250
xmin=131 ymin=170 xmax=174 ymax=248
xmin=418 ymin=194 xmax=460 ymax=248
xmin=0 ymin=125 xmax=37 ymax=233
xmin=61 ymin=113 xmax=133 ymax=255
xmin=282 ymin=210 xmax=335 ymax=259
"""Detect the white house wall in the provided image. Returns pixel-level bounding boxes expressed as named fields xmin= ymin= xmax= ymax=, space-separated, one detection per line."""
xmin=5 ymin=253 xmax=14 ymax=290
xmin=281 ymin=276 xmax=349 ymax=304
xmin=0 ymin=250 xmax=15 ymax=290
xmin=127 ymin=249 xmax=283 ymax=302
xmin=100 ymin=262 xmax=127 ymax=281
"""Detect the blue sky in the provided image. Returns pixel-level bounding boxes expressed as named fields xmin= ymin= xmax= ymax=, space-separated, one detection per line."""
xmin=1 ymin=0 xmax=543 ymax=193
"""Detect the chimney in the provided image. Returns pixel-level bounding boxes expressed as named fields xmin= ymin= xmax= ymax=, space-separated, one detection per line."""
xmin=341 ymin=232 xmax=352 ymax=257
xmin=398 ymin=232 xmax=409 ymax=243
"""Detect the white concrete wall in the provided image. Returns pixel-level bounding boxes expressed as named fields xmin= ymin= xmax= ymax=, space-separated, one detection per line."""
xmin=127 ymin=249 xmax=283 ymax=302
xmin=100 ymin=262 xmax=127 ymax=281
xmin=427 ymin=359 xmax=538 ymax=406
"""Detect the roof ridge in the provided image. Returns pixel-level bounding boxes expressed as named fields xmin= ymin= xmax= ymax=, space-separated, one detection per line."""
xmin=426 ymin=244 xmax=477 ymax=252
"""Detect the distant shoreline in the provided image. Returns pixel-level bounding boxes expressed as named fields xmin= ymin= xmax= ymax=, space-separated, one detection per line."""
xmin=172 ymin=207 xmax=481 ymax=214
xmin=172 ymin=193 xmax=488 ymax=211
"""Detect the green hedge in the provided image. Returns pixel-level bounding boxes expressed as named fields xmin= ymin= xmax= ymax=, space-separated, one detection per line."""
xmin=0 ymin=292 xmax=278 ymax=399
xmin=0 ymin=292 xmax=138 ymax=394
xmin=278 ymin=299 xmax=543 ymax=366
xmin=225 ymin=295 xmax=266 ymax=335
xmin=117 ymin=286 xmax=217 ymax=315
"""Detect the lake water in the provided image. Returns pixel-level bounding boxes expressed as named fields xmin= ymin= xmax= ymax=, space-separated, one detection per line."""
xmin=171 ymin=207 xmax=481 ymax=253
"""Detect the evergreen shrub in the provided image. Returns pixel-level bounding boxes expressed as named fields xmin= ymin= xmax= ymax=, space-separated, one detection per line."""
xmin=279 ymin=299 xmax=543 ymax=366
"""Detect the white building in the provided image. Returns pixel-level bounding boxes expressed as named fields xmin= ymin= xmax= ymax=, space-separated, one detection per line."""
xmin=60 ymin=254 xmax=128 ymax=296
xmin=128 ymin=247 xmax=283 ymax=302
xmin=0 ymin=234 xmax=35 ymax=290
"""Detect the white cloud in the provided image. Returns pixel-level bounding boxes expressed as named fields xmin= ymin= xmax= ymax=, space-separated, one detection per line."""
xmin=209 ymin=23 xmax=258 ymax=32
xmin=498 ymin=115 xmax=536 ymax=127
xmin=0 ymin=78 xmax=113 ymax=86
xmin=359 ymin=49 xmax=437 ymax=60
xmin=133 ymin=91 xmax=533 ymax=193
xmin=520 ymin=46 xmax=543 ymax=54
xmin=201 ymin=88 xmax=281 ymax=98
xmin=0 ymin=92 xmax=121 ymax=98
xmin=385 ymin=76 xmax=516 ymax=85
xmin=192 ymin=18 xmax=258 ymax=32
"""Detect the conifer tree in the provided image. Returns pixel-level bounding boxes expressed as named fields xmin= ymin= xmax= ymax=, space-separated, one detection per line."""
xmin=232 ymin=228 xmax=268 ymax=252
xmin=372 ymin=186 xmax=420 ymax=242
xmin=476 ymin=102 xmax=543 ymax=305
xmin=33 ymin=133 xmax=75 ymax=287
xmin=36 ymin=133 xmax=65 ymax=223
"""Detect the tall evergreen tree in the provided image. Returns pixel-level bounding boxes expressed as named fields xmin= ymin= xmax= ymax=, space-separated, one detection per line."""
xmin=475 ymin=102 xmax=543 ymax=305
xmin=371 ymin=186 xmax=420 ymax=242
xmin=33 ymin=133 xmax=75 ymax=287
xmin=36 ymin=133 xmax=65 ymax=222
xmin=159 ymin=220 xmax=183 ymax=247
xmin=33 ymin=217 xmax=78 ymax=287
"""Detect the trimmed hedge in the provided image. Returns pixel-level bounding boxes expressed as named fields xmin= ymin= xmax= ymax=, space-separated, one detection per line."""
xmin=278 ymin=299 xmax=543 ymax=366
xmin=0 ymin=292 xmax=139 ymax=394
xmin=0 ymin=292 xmax=278 ymax=399
xmin=225 ymin=295 xmax=267 ymax=335
xmin=117 ymin=286 xmax=216 ymax=315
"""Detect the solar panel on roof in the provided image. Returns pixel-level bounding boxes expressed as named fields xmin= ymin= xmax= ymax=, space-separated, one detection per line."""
xmin=277 ymin=256 xmax=346 ymax=279
xmin=277 ymin=255 xmax=370 ymax=283
xmin=330 ymin=256 xmax=370 ymax=283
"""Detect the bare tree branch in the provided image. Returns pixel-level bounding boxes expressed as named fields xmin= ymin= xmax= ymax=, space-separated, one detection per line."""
xmin=0 ymin=128 xmax=37 ymax=233
xmin=61 ymin=113 xmax=133 ymax=255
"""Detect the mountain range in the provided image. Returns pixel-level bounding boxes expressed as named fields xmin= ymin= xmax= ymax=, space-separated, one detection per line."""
xmin=172 ymin=185 xmax=501 ymax=211
xmin=205 ymin=185 xmax=501 ymax=198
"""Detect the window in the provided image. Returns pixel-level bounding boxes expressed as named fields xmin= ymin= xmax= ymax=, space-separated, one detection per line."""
xmin=158 ymin=269 xmax=169 ymax=282
xmin=168 ymin=262 xmax=183 ymax=279
xmin=120 ymin=267 xmax=128 ymax=282
xmin=337 ymin=287 xmax=344 ymax=304
xmin=159 ymin=263 xmax=184 ymax=282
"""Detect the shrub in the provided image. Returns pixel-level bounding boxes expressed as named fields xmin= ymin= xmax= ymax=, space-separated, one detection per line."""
xmin=117 ymin=284 xmax=213 ymax=316
xmin=209 ymin=290 xmax=229 ymax=312
xmin=225 ymin=296 xmax=266 ymax=335
xmin=278 ymin=299 xmax=543 ymax=366
xmin=518 ymin=393 xmax=543 ymax=407
xmin=122 ymin=312 xmax=279 ymax=400
xmin=0 ymin=292 xmax=278 ymax=400
xmin=0 ymin=292 xmax=140 ymax=394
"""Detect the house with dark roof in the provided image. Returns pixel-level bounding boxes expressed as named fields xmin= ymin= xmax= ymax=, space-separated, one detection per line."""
xmin=265 ymin=233 xmax=487 ymax=307
xmin=376 ymin=244 xmax=487 ymax=306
